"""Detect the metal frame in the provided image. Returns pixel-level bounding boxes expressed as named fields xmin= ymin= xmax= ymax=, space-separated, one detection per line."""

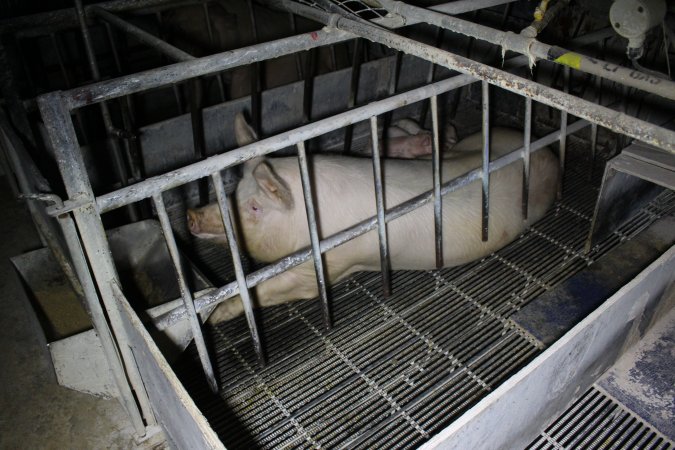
xmin=12 ymin=0 xmax=672 ymax=443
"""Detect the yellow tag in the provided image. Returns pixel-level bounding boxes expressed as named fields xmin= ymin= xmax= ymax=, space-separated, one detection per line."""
xmin=554 ymin=52 xmax=582 ymax=69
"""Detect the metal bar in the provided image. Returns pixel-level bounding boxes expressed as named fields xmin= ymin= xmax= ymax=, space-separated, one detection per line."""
xmin=155 ymin=117 xmax=592 ymax=329
xmin=431 ymin=95 xmax=443 ymax=268
xmin=558 ymin=66 xmax=570 ymax=199
xmin=275 ymin=0 xmax=675 ymax=152
xmin=343 ymin=38 xmax=363 ymax=154
xmin=369 ymin=116 xmax=392 ymax=297
xmin=202 ymin=2 xmax=226 ymax=102
xmin=481 ymin=81 xmax=490 ymax=242
xmin=303 ymin=48 xmax=316 ymax=123
xmin=288 ymin=13 xmax=304 ymax=79
xmin=427 ymin=0 xmax=517 ymax=16
xmin=92 ymin=6 xmax=193 ymax=61
xmin=89 ymin=50 xmax=610 ymax=215
xmin=296 ymin=141 xmax=332 ymax=329
xmin=62 ymin=29 xmax=356 ymax=110
xmin=211 ymin=171 xmax=266 ymax=365
xmin=247 ymin=0 xmax=262 ymax=135
xmin=522 ymin=97 xmax=532 ymax=220
xmin=152 ymin=193 xmax=218 ymax=393
xmin=37 ymin=91 xmax=154 ymax=433
xmin=57 ymin=212 xmax=150 ymax=432
xmin=420 ymin=27 xmax=443 ymax=126
xmin=376 ymin=0 xmax=675 ymax=102
xmin=74 ymin=0 xmax=137 ymax=221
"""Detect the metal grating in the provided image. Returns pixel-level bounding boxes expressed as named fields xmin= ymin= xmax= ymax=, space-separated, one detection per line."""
xmin=297 ymin=0 xmax=390 ymax=21
xmin=172 ymin=137 xmax=675 ymax=448
xmin=527 ymin=386 xmax=674 ymax=450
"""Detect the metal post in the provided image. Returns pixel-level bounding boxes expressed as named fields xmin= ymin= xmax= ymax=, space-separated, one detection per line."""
xmin=211 ymin=171 xmax=266 ymax=365
xmin=522 ymin=97 xmax=532 ymax=220
xmin=296 ymin=141 xmax=332 ymax=328
xmin=247 ymin=0 xmax=263 ymax=135
xmin=369 ymin=116 xmax=392 ymax=297
xmin=152 ymin=193 xmax=218 ymax=393
xmin=37 ymin=91 xmax=153 ymax=434
xmin=303 ymin=48 xmax=316 ymax=124
xmin=431 ymin=95 xmax=443 ymax=268
xmin=154 ymin=10 xmax=185 ymax=114
xmin=590 ymin=73 xmax=601 ymax=177
xmin=481 ymin=81 xmax=490 ymax=242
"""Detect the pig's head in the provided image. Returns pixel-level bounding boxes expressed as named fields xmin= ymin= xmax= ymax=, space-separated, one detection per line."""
xmin=186 ymin=113 xmax=296 ymax=261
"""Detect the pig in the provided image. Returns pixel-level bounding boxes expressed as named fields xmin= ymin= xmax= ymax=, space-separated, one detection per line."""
xmin=363 ymin=118 xmax=458 ymax=159
xmin=187 ymin=114 xmax=559 ymax=323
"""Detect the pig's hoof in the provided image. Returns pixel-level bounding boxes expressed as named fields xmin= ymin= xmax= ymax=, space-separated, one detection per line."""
xmin=207 ymin=301 xmax=243 ymax=325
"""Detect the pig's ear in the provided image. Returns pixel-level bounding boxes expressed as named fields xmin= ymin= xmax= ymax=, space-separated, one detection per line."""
xmin=252 ymin=161 xmax=293 ymax=209
xmin=234 ymin=113 xmax=258 ymax=146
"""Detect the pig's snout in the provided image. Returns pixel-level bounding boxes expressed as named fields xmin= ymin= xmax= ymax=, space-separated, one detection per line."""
xmin=186 ymin=205 xmax=227 ymax=242
xmin=187 ymin=209 xmax=201 ymax=235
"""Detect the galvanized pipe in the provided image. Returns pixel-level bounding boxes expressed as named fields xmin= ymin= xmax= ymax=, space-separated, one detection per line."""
xmin=276 ymin=0 xmax=675 ymax=152
xmin=376 ymin=0 xmax=675 ymax=102
xmin=155 ymin=118 xmax=591 ymax=329
xmin=430 ymin=95 xmax=442 ymax=268
xmin=152 ymin=193 xmax=218 ymax=392
xmin=211 ymin=171 xmax=266 ymax=366
xmin=481 ymin=81 xmax=490 ymax=242
xmin=369 ymin=116 xmax=391 ymax=297
xmin=201 ymin=2 xmax=227 ymax=102
xmin=296 ymin=141 xmax=332 ymax=328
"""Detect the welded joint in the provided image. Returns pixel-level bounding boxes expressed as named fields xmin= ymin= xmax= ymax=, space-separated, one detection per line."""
xmin=326 ymin=12 xmax=341 ymax=29
xmin=500 ymin=31 xmax=538 ymax=68
xmin=45 ymin=194 xmax=94 ymax=217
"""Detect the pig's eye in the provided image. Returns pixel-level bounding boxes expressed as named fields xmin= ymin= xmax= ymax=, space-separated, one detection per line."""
xmin=251 ymin=204 xmax=259 ymax=212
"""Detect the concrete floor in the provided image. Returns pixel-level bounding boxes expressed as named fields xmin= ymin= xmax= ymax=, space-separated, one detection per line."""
xmin=0 ymin=177 xmax=141 ymax=450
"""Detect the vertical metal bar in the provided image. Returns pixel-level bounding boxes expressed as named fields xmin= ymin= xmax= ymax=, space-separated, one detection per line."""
xmin=369 ymin=116 xmax=391 ymax=297
xmin=343 ymin=38 xmax=363 ymax=154
xmin=247 ymin=0 xmax=262 ymax=134
xmin=296 ymin=141 xmax=332 ymax=329
xmin=558 ymin=66 xmax=569 ymax=199
xmin=74 ymin=0 xmax=137 ymax=221
xmin=431 ymin=95 xmax=443 ymax=268
xmin=211 ymin=171 xmax=266 ymax=365
xmin=590 ymin=73 xmax=601 ymax=178
xmin=202 ymin=2 xmax=226 ymax=102
xmin=0 ymin=130 xmax=20 ymax=197
xmin=37 ymin=92 xmax=152 ymax=433
xmin=481 ymin=80 xmax=490 ymax=242
xmin=152 ymin=193 xmax=218 ymax=393
xmin=420 ymin=27 xmax=443 ymax=126
xmin=288 ymin=13 xmax=304 ymax=79
xmin=57 ymin=213 xmax=151 ymax=431
xmin=522 ymin=97 xmax=532 ymax=220
xmin=154 ymin=11 xmax=184 ymax=114
xmin=303 ymin=48 xmax=316 ymax=124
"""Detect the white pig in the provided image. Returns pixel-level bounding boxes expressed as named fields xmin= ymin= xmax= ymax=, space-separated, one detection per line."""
xmin=187 ymin=114 xmax=559 ymax=323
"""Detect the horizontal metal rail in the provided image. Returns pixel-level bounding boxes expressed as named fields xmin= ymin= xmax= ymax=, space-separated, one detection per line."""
xmin=378 ymin=0 xmax=675 ymax=102
xmin=276 ymin=0 xmax=675 ymax=153
xmin=155 ymin=117 xmax=591 ymax=329
xmin=44 ymin=30 xmax=613 ymax=217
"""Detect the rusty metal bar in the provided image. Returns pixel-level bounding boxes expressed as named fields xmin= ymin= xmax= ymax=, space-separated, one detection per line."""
xmin=431 ymin=95 xmax=443 ymax=268
xmin=369 ymin=116 xmax=392 ymax=297
xmin=152 ymin=192 xmax=218 ymax=392
xmin=481 ymin=80 xmax=490 ymax=242
xmin=211 ymin=171 xmax=266 ymax=365
xmin=296 ymin=141 xmax=332 ymax=328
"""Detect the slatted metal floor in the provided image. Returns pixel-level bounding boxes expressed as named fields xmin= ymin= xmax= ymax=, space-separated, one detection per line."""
xmin=170 ymin=138 xmax=675 ymax=448
xmin=527 ymin=387 xmax=674 ymax=450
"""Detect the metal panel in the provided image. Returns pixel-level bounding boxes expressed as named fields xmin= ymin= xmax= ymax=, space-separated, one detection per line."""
xmin=420 ymin=242 xmax=675 ymax=450
xmin=112 ymin=282 xmax=224 ymax=450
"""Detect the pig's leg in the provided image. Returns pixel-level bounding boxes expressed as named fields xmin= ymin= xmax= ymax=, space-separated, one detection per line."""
xmin=207 ymin=262 xmax=321 ymax=323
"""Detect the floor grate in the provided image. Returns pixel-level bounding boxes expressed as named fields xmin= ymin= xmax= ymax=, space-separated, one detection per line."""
xmin=527 ymin=386 xmax=674 ymax=450
xmin=172 ymin=139 xmax=675 ymax=448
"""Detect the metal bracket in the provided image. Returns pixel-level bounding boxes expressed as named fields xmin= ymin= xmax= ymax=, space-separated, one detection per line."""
xmin=586 ymin=142 xmax=675 ymax=252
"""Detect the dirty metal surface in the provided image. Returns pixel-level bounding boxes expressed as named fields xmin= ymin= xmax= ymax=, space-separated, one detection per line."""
xmin=171 ymin=134 xmax=675 ymax=448
xmin=527 ymin=386 xmax=674 ymax=450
